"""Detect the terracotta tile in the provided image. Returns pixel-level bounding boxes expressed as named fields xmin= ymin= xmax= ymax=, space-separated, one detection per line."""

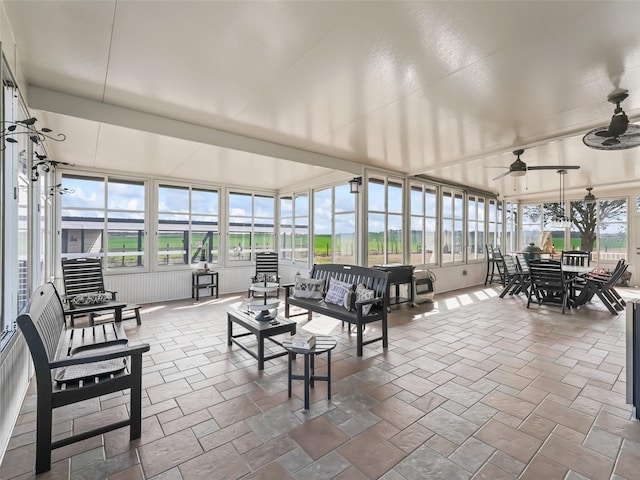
xmin=389 ymin=423 xmax=435 ymax=453
xmin=243 ymin=435 xmax=297 ymax=470
xmin=288 ymin=416 xmax=349 ymax=460
xmin=338 ymin=431 xmax=405 ymax=478
xmin=534 ymin=399 xmax=594 ymax=434
xmin=614 ymin=448 xmax=640 ymax=479
xmin=178 ymin=443 xmax=250 ymax=480
xmin=241 ymin=461 xmax=296 ymax=480
xmin=528 ymin=375 xmax=580 ymax=400
xmin=539 ymin=434 xmax=614 ymax=480
xmin=138 ymin=428 xmax=203 ymax=478
xmin=474 ymin=462 xmax=515 ymax=479
xmin=475 ymin=419 xmax=541 ymax=463
xmin=334 ymin=465 xmax=369 ymax=480
xmin=368 ymin=419 xmax=401 ymax=440
xmin=370 ymin=396 xmax=425 ymax=430
xmin=207 ymin=395 xmax=261 ymax=427
xmin=392 ymin=373 xmax=437 ymax=396
xmin=594 ymin=411 xmax=640 ymax=442
xmin=481 ymin=390 xmax=536 ymax=420
xmin=520 ymin=454 xmax=568 ymax=480
xmin=518 ymin=414 xmax=556 ymax=441
xmin=425 ymin=434 xmax=458 ymax=456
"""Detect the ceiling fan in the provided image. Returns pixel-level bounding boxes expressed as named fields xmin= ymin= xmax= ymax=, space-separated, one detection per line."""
xmin=489 ymin=149 xmax=580 ymax=181
xmin=584 ymin=187 xmax=597 ymax=204
xmin=583 ymin=89 xmax=640 ymax=150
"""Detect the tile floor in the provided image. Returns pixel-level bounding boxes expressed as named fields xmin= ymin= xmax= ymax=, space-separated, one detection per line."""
xmin=2 ymin=285 xmax=640 ymax=479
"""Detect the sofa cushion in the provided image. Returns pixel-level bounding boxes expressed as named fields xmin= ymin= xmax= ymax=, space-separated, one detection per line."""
xmin=324 ymin=278 xmax=352 ymax=306
xmin=355 ymin=283 xmax=375 ymax=315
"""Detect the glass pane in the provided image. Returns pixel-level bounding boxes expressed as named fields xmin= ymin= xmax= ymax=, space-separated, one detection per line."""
xmin=410 ymin=186 xmax=423 ymax=215
xmin=454 ymin=220 xmax=464 ymax=262
xmin=387 ymin=213 xmax=403 ymax=264
xmin=229 ymin=192 xmax=251 ymax=216
xmin=158 ymin=185 xmax=189 ymax=213
xmin=295 ymin=194 xmax=308 ymax=217
xmin=280 ymin=196 xmax=293 ymax=217
xmin=314 ymin=189 xmax=332 ymax=264
xmin=442 ymin=218 xmax=453 ymax=264
xmin=335 ymin=184 xmax=354 ymax=213
xmin=335 ymin=213 xmax=355 ymax=265
xmin=192 ymin=188 xmax=218 ymax=215
xmin=388 ymin=181 xmax=403 ymax=214
xmin=425 ymin=187 xmax=437 ymax=217
xmin=255 ymin=195 xmax=275 ymax=217
xmin=158 ymin=230 xmax=187 ymax=266
xmin=61 ymin=175 xmax=105 ymax=209
xmin=368 ymin=179 xmax=385 ymax=211
xmin=410 ymin=216 xmax=423 ymax=265
xmin=229 ymin=232 xmax=251 ymax=261
xmin=425 ymin=218 xmax=437 ymax=264
xmin=367 ymin=213 xmax=385 ymax=266
xmin=454 ymin=193 xmax=463 ymax=220
xmin=294 ymin=225 xmax=308 ymax=262
xmin=109 ymin=179 xmax=144 ymax=211
xmin=192 ymin=230 xmax=218 ymax=264
xmin=106 ymin=230 xmax=144 ymax=268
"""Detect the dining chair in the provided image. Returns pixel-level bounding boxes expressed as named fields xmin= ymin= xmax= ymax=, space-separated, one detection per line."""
xmin=499 ymin=255 xmax=527 ymax=298
xmin=484 ymin=245 xmax=505 ymax=286
xmin=561 ymin=250 xmax=591 ymax=267
xmin=527 ymin=259 xmax=574 ymax=314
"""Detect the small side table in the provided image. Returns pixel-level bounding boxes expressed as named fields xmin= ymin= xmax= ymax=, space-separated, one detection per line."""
xmin=192 ymin=271 xmax=219 ymax=301
xmin=282 ymin=335 xmax=337 ymax=412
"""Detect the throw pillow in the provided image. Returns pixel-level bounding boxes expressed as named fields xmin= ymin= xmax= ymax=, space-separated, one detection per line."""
xmin=324 ymin=278 xmax=352 ymax=306
xmin=355 ymin=283 xmax=375 ymax=315
xmin=343 ymin=286 xmax=356 ymax=311
xmin=293 ymin=276 xmax=325 ymax=299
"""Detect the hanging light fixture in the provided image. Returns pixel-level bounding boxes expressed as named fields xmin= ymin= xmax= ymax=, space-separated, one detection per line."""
xmin=349 ymin=176 xmax=362 ymax=194
xmin=0 ymin=117 xmax=66 ymax=150
xmin=584 ymin=187 xmax=597 ymax=204
xmin=550 ymin=169 xmax=572 ymax=229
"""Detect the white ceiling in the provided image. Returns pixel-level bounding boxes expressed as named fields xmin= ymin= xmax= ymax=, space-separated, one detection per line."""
xmin=3 ymin=0 xmax=640 ymax=199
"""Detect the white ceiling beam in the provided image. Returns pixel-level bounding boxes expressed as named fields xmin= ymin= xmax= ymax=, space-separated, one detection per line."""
xmin=27 ymin=86 xmax=363 ymax=175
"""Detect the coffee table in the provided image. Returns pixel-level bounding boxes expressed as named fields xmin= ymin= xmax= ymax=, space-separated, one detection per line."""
xmin=227 ymin=308 xmax=296 ymax=370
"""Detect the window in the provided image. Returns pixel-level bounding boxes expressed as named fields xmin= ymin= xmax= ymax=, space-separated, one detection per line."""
xmin=467 ymin=195 xmax=485 ymax=262
xmin=280 ymin=193 xmax=309 ymax=264
xmin=596 ymin=198 xmax=627 ymax=263
xmin=157 ymin=185 xmax=219 ymax=267
xmin=487 ymin=199 xmax=502 ymax=248
xmin=313 ymin=185 xmax=356 ymax=265
xmin=228 ymin=192 xmax=275 ymax=261
xmin=60 ymin=175 xmax=146 ymax=269
xmin=521 ymin=203 xmax=542 ymax=248
xmin=505 ymin=201 xmax=518 ymax=253
xmin=441 ymin=188 xmax=463 ymax=264
xmin=367 ymin=177 xmax=403 ymax=266
xmin=409 ymin=183 xmax=438 ymax=265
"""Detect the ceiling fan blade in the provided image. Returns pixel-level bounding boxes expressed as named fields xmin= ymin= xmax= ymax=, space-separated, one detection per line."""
xmin=595 ymin=130 xmax=614 ymax=138
xmin=492 ymin=171 xmax=512 ymax=181
xmin=526 ymin=165 xmax=580 ymax=171
xmin=602 ymin=138 xmax=620 ymax=146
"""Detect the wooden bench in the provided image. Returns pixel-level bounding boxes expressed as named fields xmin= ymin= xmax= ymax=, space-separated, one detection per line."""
xmin=16 ymin=283 xmax=150 ymax=474
xmin=284 ymin=264 xmax=389 ymax=356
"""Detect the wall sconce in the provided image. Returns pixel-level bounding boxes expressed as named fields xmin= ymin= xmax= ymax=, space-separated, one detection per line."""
xmin=1 ymin=117 xmax=66 ymax=150
xmin=32 ymin=153 xmax=73 ymax=182
xmin=349 ymin=176 xmax=362 ymax=194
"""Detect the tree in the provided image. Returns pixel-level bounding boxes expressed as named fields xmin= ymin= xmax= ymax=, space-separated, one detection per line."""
xmin=543 ymin=200 xmax=626 ymax=251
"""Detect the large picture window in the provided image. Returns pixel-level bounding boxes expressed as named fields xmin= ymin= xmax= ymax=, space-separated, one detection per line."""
xmin=409 ymin=183 xmax=438 ymax=265
xmin=441 ymin=188 xmax=463 ymax=264
xmin=367 ymin=177 xmax=403 ymax=266
xmin=467 ymin=195 xmax=485 ymax=262
xmin=157 ymin=185 xmax=219 ymax=267
xmin=228 ymin=192 xmax=275 ymax=261
xmin=314 ymin=185 xmax=356 ymax=265
xmin=280 ymin=193 xmax=309 ymax=264
xmin=61 ymin=174 xmax=146 ymax=269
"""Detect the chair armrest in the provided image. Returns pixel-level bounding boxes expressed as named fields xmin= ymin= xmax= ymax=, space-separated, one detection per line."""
xmin=283 ymin=283 xmax=295 ymax=296
xmin=105 ymin=290 xmax=117 ymax=300
xmin=50 ymin=343 xmax=150 ymax=369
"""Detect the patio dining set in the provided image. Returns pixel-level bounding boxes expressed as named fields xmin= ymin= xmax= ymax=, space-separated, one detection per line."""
xmin=487 ymin=246 xmax=628 ymax=315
